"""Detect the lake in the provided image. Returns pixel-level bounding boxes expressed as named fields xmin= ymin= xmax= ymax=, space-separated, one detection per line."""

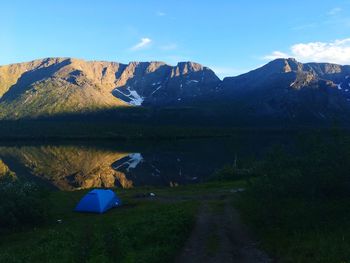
xmin=0 ymin=136 xmax=292 ymax=190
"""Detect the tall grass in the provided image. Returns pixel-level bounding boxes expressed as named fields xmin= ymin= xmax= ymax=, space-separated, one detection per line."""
xmin=236 ymin=132 xmax=350 ymax=262
xmin=0 ymin=177 xmax=50 ymax=232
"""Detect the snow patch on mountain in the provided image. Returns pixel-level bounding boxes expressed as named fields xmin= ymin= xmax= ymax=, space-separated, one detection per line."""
xmin=151 ymin=85 xmax=162 ymax=95
xmin=114 ymin=87 xmax=144 ymax=106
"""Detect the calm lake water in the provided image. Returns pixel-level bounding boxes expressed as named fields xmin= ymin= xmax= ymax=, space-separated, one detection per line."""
xmin=0 ymin=136 xmax=292 ymax=190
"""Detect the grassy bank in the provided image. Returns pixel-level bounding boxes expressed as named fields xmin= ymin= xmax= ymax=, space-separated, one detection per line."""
xmin=234 ymin=133 xmax=350 ymax=262
xmin=0 ymin=119 xmax=339 ymax=141
xmin=0 ymin=182 xmax=242 ymax=263
xmin=0 ymin=120 xmax=238 ymax=141
xmin=236 ymin=196 xmax=350 ymax=262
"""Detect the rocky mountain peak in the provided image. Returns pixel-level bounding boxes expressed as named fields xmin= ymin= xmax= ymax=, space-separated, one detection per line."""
xmin=304 ymin=62 xmax=348 ymax=76
xmin=0 ymin=58 xmax=221 ymax=117
xmin=146 ymin=62 xmax=167 ymax=73
xmin=264 ymin=58 xmax=302 ymax=73
xmin=177 ymin=61 xmax=203 ymax=72
xmin=2 ymin=57 xmax=350 ymax=124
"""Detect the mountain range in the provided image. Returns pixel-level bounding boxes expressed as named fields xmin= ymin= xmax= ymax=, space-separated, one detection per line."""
xmin=1 ymin=57 xmax=350 ymax=125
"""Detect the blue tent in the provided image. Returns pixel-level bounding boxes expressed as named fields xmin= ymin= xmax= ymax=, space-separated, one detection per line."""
xmin=75 ymin=189 xmax=121 ymax=214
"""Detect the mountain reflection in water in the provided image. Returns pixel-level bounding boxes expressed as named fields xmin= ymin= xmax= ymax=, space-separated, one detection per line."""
xmin=0 ymin=137 xmax=288 ymax=190
xmin=0 ymin=145 xmax=133 ymax=190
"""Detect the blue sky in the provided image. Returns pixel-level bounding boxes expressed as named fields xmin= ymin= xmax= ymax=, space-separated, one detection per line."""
xmin=1 ymin=0 xmax=350 ymax=78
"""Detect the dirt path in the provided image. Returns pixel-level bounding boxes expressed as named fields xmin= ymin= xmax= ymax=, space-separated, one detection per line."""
xmin=175 ymin=195 xmax=272 ymax=263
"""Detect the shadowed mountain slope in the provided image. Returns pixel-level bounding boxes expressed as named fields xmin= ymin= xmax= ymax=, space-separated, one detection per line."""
xmin=219 ymin=58 xmax=350 ymax=124
xmin=1 ymin=57 xmax=350 ymax=126
xmin=0 ymin=58 xmax=220 ymax=119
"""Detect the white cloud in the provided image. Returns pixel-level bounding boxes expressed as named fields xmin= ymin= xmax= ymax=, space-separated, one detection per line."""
xmin=264 ymin=38 xmax=350 ymax=64
xmin=130 ymin=38 xmax=152 ymax=51
xmin=328 ymin=7 xmax=342 ymax=16
xmin=263 ymin=51 xmax=290 ymax=60
xmin=291 ymin=39 xmax=350 ymax=64
xmin=156 ymin=11 xmax=166 ymax=16
xmin=160 ymin=43 xmax=178 ymax=50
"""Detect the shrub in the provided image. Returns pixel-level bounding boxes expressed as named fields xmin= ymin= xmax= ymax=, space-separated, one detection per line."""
xmin=247 ymin=134 xmax=350 ymax=200
xmin=0 ymin=176 xmax=50 ymax=231
xmin=236 ymin=133 xmax=350 ymax=262
xmin=210 ymin=156 xmax=257 ymax=182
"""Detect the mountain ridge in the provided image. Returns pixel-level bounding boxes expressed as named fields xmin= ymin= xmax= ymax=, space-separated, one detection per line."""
xmin=219 ymin=58 xmax=350 ymax=123
xmin=0 ymin=57 xmax=220 ymax=118
xmin=1 ymin=57 xmax=350 ymax=124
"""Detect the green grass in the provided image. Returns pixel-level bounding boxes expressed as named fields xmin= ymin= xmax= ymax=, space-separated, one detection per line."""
xmin=3 ymin=170 xmax=350 ymax=262
xmin=0 ymin=188 xmax=199 ymax=263
xmin=0 ymin=120 xmax=238 ymax=141
xmin=0 ymin=118 xmax=327 ymax=141
xmin=231 ymin=134 xmax=350 ymax=263
xmin=236 ymin=196 xmax=350 ymax=263
xmin=0 ymin=181 xmax=244 ymax=263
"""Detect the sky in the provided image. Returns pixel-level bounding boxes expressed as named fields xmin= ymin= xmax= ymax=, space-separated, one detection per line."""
xmin=1 ymin=0 xmax=350 ymax=78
